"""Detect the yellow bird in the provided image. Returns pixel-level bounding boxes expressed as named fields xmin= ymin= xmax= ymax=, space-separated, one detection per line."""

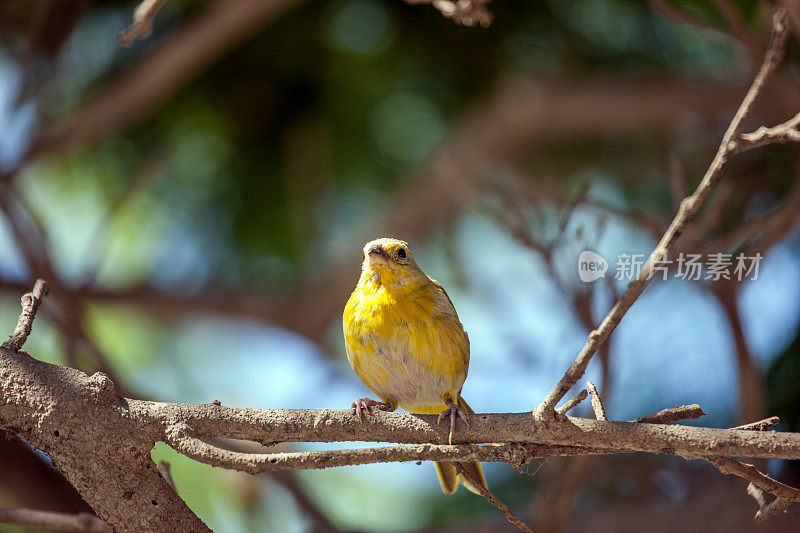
xmin=342 ymin=237 xmax=487 ymax=495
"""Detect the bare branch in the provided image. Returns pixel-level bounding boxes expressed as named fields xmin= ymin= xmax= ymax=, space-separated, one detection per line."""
xmin=533 ymin=8 xmax=792 ymax=420
xmin=632 ymin=404 xmax=707 ymax=425
xmin=585 ymin=381 xmax=607 ymax=421
xmin=453 ymin=463 xmax=534 ymax=533
xmin=709 ymin=457 xmax=800 ymax=518
xmin=556 ymin=390 xmax=587 ymax=415
xmin=632 ymin=403 xmax=796 ymax=516
xmin=0 ymin=508 xmax=110 ymax=533
xmin=734 ymin=417 xmax=781 ymax=432
xmin=2 ymin=279 xmax=49 ymax=352
xmin=164 ymin=422 xmax=604 ymax=473
xmin=737 ymin=111 xmax=800 ymax=150
xmin=143 ymin=405 xmax=800 ymax=462
xmin=4 ymin=317 xmax=800 ymax=528
xmin=118 ymin=0 xmax=167 ymax=45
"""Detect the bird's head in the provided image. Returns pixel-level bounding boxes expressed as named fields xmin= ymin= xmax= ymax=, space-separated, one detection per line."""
xmin=360 ymin=237 xmax=426 ymax=288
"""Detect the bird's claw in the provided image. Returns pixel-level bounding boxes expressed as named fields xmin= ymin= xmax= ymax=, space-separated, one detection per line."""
xmin=351 ymin=398 xmax=391 ymax=422
xmin=437 ymin=403 xmax=469 ymax=445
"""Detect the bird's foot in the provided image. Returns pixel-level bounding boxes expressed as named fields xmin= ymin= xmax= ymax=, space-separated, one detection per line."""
xmin=437 ymin=401 xmax=470 ymax=445
xmin=351 ymin=398 xmax=394 ymax=422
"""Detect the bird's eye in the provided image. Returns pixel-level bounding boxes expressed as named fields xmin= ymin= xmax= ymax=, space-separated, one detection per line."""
xmin=397 ymin=248 xmax=407 ymax=259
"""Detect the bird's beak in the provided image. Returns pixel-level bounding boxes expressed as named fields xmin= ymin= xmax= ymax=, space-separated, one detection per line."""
xmin=366 ymin=244 xmax=388 ymax=267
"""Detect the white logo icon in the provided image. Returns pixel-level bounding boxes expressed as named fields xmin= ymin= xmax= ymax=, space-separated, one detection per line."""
xmin=578 ymin=251 xmax=608 ymax=282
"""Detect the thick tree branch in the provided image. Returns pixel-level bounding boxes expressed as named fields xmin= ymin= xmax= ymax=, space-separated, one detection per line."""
xmin=2 ymin=286 xmax=800 ymax=528
xmin=737 ymin=111 xmax=800 ymax=150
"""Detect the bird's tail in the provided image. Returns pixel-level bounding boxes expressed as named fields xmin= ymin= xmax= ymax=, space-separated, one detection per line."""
xmin=434 ymin=396 xmax=487 ymax=495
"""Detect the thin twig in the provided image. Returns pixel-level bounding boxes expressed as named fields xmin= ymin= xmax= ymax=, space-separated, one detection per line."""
xmin=586 ymin=381 xmax=607 ymax=421
xmin=556 ymin=390 xmax=587 ymax=415
xmin=0 ymin=508 xmax=110 ymax=533
xmin=2 ymin=279 xmax=49 ymax=352
xmin=737 ymin=111 xmax=800 ymax=150
xmin=736 ymin=416 xmax=792 ymax=520
xmin=632 ymin=404 xmax=797 ymax=519
xmin=533 ymin=8 xmax=792 ymax=420
xmin=704 ymin=417 xmax=795 ymax=520
xmin=708 ymin=457 xmax=800 ymax=517
xmin=632 ymin=404 xmax=706 ymax=425
xmin=119 ymin=0 xmax=168 ymax=45
xmin=733 ymin=417 xmax=781 ymax=432
xmin=453 ymin=463 xmax=535 ymax=533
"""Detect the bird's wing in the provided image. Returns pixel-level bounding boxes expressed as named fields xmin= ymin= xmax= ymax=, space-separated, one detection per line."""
xmin=428 ymin=276 xmax=470 ymax=365
xmin=428 ymin=277 xmax=457 ymax=313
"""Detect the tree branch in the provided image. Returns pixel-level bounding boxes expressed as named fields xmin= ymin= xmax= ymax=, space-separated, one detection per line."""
xmin=2 ymin=279 xmax=48 ymax=352
xmin=737 ymin=111 xmax=800 ymax=150
xmin=633 ymin=404 xmax=707 ymax=425
xmin=556 ymin=389 xmax=587 ymax=415
xmin=533 ymin=8 xmax=793 ymax=420
xmin=733 ymin=417 xmax=781 ymax=432
xmin=709 ymin=457 xmax=799 ymax=516
xmin=3 ymin=285 xmax=800 ymax=529
xmin=0 ymin=508 xmax=110 ymax=533
xmin=586 ymin=381 xmax=607 ymax=421
xmin=453 ymin=463 xmax=533 ymax=533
